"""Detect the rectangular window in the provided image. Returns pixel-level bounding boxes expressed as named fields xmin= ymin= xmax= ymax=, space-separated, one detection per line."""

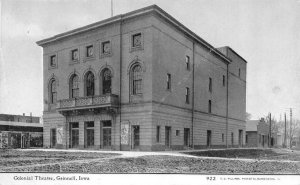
xmin=222 ymin=133 xmax=224 ymax=142
xmin=176 ymin=130 xmax=180 ymax=136
xmin=101 ymin=41 xmax=111 ymax=55
xmin=223 ymin=75 xmax=226 ymax=87
xmin=167 ymin=73 xmax=171 ymax=90
xmin=50 ymin=55 xmax=56 ymax=67
xmin=238 ymin=68 xmax=241 ymax=77
xmin=156 ymin=126 xmax=160 ymax=142
xmin=71 ymin=49 xmax=79 ymax=61
xmin=132 ymin=33 xmax=142 ymax=48
xmin=246 ymin=134 xmax=248 ymax=144
xmin=86 ymin=45 xmax=94 ymax=57
xmin=208 ymin=100 xmax=212 ymax=113
xmin=231 ymin=132 xmax=234 ymax=145
xmin=209 ymin=77 xmax=212 ymax=92
xmin=185 ymin=87 xmax=190 ymax=104
xmin=186 ymin=56 xmax=190 ymax=70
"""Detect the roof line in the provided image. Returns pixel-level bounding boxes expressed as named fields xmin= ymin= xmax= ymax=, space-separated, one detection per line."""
xmin=36 ymin=4 xmax=230 ymax=63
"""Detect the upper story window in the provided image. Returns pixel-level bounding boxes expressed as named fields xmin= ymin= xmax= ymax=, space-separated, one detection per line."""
xmin=208 ymin=100 xmax=212 ymax=113
xmin=49 ymin=79 xmax=57 ymax=104
xmin=101 ymin=41 xmax=111 ymax=55
xmin=49 ymin=55 xmax=57 ymax=68
xmin=185 ymin=87 xmax=190 ymax=104
xmin=86 ymin=45 xmax=94 ymax=58
xmin=131 ymin=65 xmax=142 ymax=95
xmin=102 ymin=68 xmax=112 ymax=94
xmin=132 ymin=33 xmax=142 ymax=48
xmin=167 ymin=73 xmax=171 ymax=90
xmin=71 ymin=49 xmax=79 ymax=61
xmin=238 ymin=68 xmax=241 ymax=77
xmin=85 ymin=71 xmax=95 ymax=96
xmin=70 ymin=74 xmax=79 ymax=98
xmin=209 ymin=77 xmax=212 ymax=93
xmin=223 ymin=75 xmax=226 ymax=87
xmin=186 ymin=56 xmax=190 ymax=70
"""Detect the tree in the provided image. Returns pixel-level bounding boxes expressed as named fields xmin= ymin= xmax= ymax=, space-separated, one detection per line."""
xmin=246 ymin=112 xmax=252 ymax=121
xmin=288 ymin=119 xmax=300 ymax=148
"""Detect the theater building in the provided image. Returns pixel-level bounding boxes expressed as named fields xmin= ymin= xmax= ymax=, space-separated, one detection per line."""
xmin=37 ymin=5 xmax=247 ymax=151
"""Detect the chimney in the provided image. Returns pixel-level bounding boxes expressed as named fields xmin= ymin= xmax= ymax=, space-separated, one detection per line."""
xmin=23 ymin=113 xmax=25 ymax=116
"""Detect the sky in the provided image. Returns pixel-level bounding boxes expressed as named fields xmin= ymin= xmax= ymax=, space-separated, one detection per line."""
xmin=0 ymin=0 xmax=300 ymax=121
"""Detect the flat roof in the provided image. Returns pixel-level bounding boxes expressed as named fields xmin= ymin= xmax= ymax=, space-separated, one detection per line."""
xmin=0 ymin=121 xmax=43 ymax=128
xmin=36 ymin=4 xmax=231 ymax=64
xmin=246 ymin=120 xmax=258 ymax=131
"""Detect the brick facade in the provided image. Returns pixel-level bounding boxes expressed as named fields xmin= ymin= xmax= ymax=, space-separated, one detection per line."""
xmin=37 ymin=5 xmax=247 ymax=151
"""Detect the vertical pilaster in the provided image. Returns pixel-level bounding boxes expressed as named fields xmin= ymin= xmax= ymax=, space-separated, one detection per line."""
xmin=79 ymin=121 xmax=85 ymax=149
xmin=95 ymin=120 xmax=101 ymax=149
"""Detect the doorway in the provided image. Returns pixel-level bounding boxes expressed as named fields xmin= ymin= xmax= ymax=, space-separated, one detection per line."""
xmin=184 ymin=128 xmax=190 ymax=147
xmin=85 ymin=121 xmax=94 ymax=148
xmin=238 ymin=130 xmax=243 ymax=147
xmin=50 ymin=128 xmax=56 ymax=148
xmin=70 ymin=122 xmax=79 ymax=148
xmin=207 ymin=130 xmax=212 ymax=148
xmin=165 ymin=126 xmax=171 ymax=148
xmin=132 ymin=125 xmax=140 ymax=149
xmin=102 ymin=121 xmax=112 ymax=148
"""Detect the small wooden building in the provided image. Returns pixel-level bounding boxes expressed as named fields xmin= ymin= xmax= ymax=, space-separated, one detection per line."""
xmin=0 ymin=121 xmax=43 ymax=148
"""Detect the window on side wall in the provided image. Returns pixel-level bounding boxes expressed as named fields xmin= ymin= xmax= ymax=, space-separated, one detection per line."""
xmin=185 ymin=87 xmax=190 ymax=104
xmin=185 ymin=56 xmax=190 ymax=70
xmin=208 ymin=100 xmax=212 ymax=113
xmin=209 ymin=77 xmax=212 ymax=92
xmin=156 ymin=126 xmax=160 ymax=142
xmin=167 ymin=73 xmax=171 ymax=90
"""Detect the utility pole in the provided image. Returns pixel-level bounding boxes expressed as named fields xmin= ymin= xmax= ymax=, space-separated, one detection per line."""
xmin=269 ymin=113 xmax=271 ymax=147
xmin=290 ymin=108 xmax=292 ymax=148
xmin=111 ymin=0 xmax=113 ymax=17
xmin=284 ymin=113 xmax=287 ymax=148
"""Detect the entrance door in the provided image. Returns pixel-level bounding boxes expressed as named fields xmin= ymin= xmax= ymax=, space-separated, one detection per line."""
xmin=207 ymin=130 xmax=212 ymax=148
xmin=238 ymin=130 xmax=243 ymax=147
xmin=165 ymin=126 xmax=171 ymax=147
xmin=70 ymin=122 xmax=79 ymax=148
xmin=50 ymin=128 xmax=56 ymax=148
xmin=102 ymin=120 xmax=112 ymax=148
xmin=85 ymin=121 xmax=94 ymax=148
xmin=132 ymin=126 xmax=140 ymax=149
xmin=103 ymin=128 xmax=111 ymax=148
xmin=21 ymin=135 xmax=26 ymax=148
xmin=184 ymin=128 xmax=190 ymax=147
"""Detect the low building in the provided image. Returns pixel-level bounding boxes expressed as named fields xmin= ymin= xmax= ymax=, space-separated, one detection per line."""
xmin=0 ymin=114 xmax=43 ymax=148
xmin=246 ymin=119 xmax=269 ymax=147
xmin=0 ymin=113 xmax=40 ymax=123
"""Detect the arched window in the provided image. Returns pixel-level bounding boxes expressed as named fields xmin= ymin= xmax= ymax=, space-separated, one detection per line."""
xmin=102 ymin=68 xmax=112 ymax=94
xmin=131 ymin=65 xmax=142 ymax=95
xmin=85 ymin=71 xmax=95 ymax=96
xmin=50 ymin=79 xmax=57 ymax=104
xmin=70 ymin=75 xmax=79 ymax=98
